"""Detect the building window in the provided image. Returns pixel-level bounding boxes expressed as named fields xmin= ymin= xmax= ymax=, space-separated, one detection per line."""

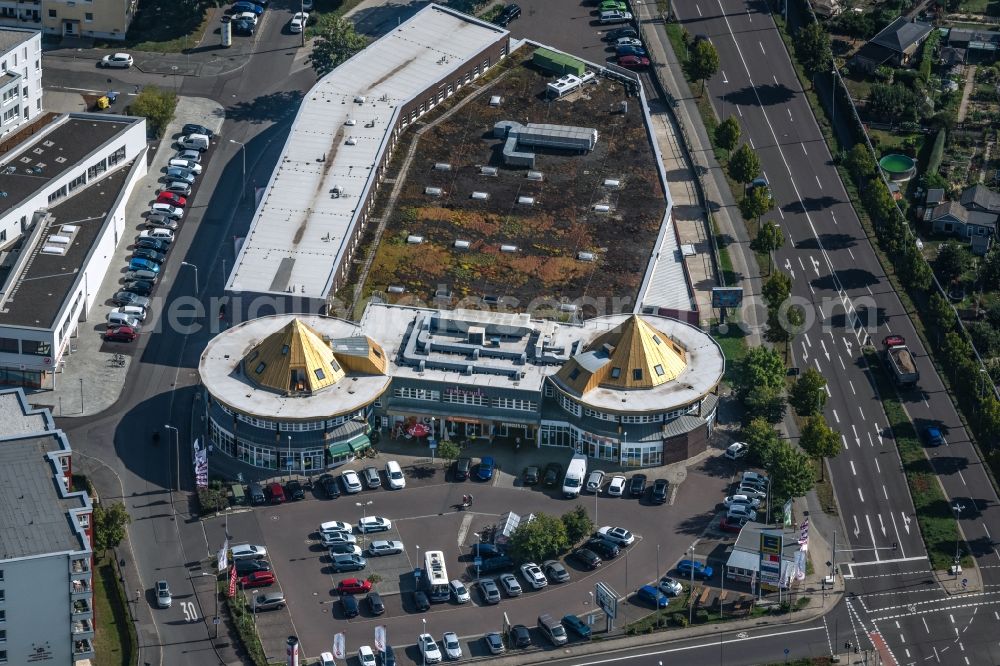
xmin=543 ymin=383 xmax=554 ymax=397
xmin=254 ymin=362 xmax=265 ymax=374
xmin=0 ymin=610 xmax=5 ymax=622
xmin=0 ymin=648 xmax=7 ymax=662
xmin=584 ymin=407 xmax=617 ymax=422
xmin=48 ymin=9 xmax=55 ymax=17
xmin=442 ymin=389 xmax=487 ymax=406
xmin=559 ymin=394 xmax=581 ymax=417
xmin=107 ymin=145 xmax=126 ymax=167
xmin=632 ymin=368 xmax=643 ymax=381
xmin=68 ymin=172 xmax=87 ymax=192
xmin=393 ymin=387 xmax=440 ymax=401
xmin=568 ymin=368 xmax=580 ymax=381
xmin=0 ymin=629 xmax=5 ymax=643
xmin=0 ymin=339 xmax=16 ymax=354
xmin=21 ymin=340 xmax=51 ymax=356
xmin=654 ymin=364 xmax=665 ymax=376
xmin=314 ymin=368 xmax=325 ymax=380
xmin=493 ymin=397 xmax=537 ymax=412
xmin=610 ymin=367 xmax=621 ymax=379
xmin=84 ymin=12 xmax=93 ymax=21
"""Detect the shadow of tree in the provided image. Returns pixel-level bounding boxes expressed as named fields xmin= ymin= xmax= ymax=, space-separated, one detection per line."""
xmin=226 ymin=90 xmax=305 ymax=124
xmin=795 ymin=233 xmax=857 ymax=251
xmin=406 ymin=465 xmax=438 ymax=480
xmin=350 ymin=1 xmax=428 ymax=37
xmin=721 ymin=83 xmax=796 ymax=108
xmin=811 ymin=268 xmax=879 ymax=291
xmin=780 ymin=195 xmax=844 ymax=214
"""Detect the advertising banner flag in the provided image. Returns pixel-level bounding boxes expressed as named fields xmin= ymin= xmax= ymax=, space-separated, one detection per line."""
xmin=374 ymin=625 xmax=386 ymax=652
xmin=217 ymin=538 xmax=229 ymax=571
xmin=227 ymin=564 xmax=237 ymax=598
xmin=783 ymin=499 xmax=793 ymax=527
xmin=799 ymin=518 xmax=810 ymax=545
xmin=333 ymin=633 xmax=346 ymax=660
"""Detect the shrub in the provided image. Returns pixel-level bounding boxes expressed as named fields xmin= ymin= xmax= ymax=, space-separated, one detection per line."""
xmin=129 ymin=87 xmax=177 ymax=139
xmin=671 ymin=613 xmax=688 ymax=627
xmin=695 ymin=609 xmax=710 ymax=623
xmin=927 ymin=129 xmax=947 ymax=176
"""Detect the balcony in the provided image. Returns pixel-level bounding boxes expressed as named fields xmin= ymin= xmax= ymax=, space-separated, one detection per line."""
xmin=71 ymin=579 xmax=91 ymax=598
xmin=71 ymin=598 xmax=92 ymax=619
xmin=73 ymin=638 xmax=94 ymax=658
xmin=71 ymin=619 xmax=94 ymax=638
xmin=71 ymin=558 xmax=91 ymax=574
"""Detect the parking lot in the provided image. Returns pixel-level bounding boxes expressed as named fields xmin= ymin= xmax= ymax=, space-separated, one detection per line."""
xmin=203 ymin=439 xmax=758 ymax=664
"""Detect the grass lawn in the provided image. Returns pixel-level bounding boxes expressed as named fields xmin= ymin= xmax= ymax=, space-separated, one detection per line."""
xmin=813 ymin=458 xmax=838 ymax=516
xmin=868 ymin=129 xmax=921 ymax=153
xmin=93 ymin=554 xmax=136 ymax=666
xmin=711 ymin=323 xmax=748 ymax=385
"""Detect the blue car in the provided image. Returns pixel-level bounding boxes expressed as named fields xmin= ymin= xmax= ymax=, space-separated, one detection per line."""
xmin=562 ymin=614 xmax=592 ymax=639
xmin=477 ymin=456 xmax=495 ymax=481
xmin=129 ymin=257 xmax=160 ymax=274
xmin=636 ymin=584 xmax=669 ymax=608
xmin=616 ymin=45 xmax=648 ymax=58
xmin=232 ymin=1 xmax=263 ymax=14
xmin=676 ymin=559 xmax=713 ymax=580
xmin=923 ymin=426 xmax=945 ymax=447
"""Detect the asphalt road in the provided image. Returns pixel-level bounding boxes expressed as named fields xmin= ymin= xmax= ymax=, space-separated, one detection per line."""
xmin=672 ymin=0 xmax=1000 ymax=663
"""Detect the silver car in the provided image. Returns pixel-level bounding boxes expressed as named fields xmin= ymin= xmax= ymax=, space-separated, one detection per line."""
xmin=155 ymin=580 xmax=171 ymax=608
xmin=367 ymin=540 xmax=404 ymax=556
xmin=164 ymin=181 xmax=192 ymax=196
xmin=586 ymin=469 xmax=606 ymax=493
xmin=253 ymin=592 xmax=285 ymax=611
xmin=499 ymin=572 xmax=522 ymax=596
xmin=164 ymin=168 xmax=196 ymax=183
xmin=478 ymin=578 xmax=501 ymax=604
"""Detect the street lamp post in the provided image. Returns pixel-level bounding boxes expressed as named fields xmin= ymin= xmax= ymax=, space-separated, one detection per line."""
xmin=163 ymin=424 xmax=180 ymax=494
xmin=229 ymin=139 xmax=247 ymax=203
xmin=688 ymin=545 xmax=695 ymax=625
xmin=357 ymin=500 xmax=373 ymax=546
xmin=953 ymin=503 xmax=965 ymax=572
xmin=422 ymin=618 xmax=427 ymax=666
xmin=180 ymin=261 xmax=199 ymax=295
xmin=287 ymin=435 xmax=293 ymax=482
xmin=196 ymin=572 xmax=220 ymax=638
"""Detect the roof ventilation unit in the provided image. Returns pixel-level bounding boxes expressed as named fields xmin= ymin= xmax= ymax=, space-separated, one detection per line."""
xmin=560 ymin=303 xmax=578 ymax=312
xmin=454 ymin=239 xmax=470 ymax=249
xmin=388 ymin=285 xmax=406 ymax=294
xmin=345 ymin=118 xmax=356 ymax=126
xmin=577 ymin=251 xmax=595 ymax=262
xmin=471 ymin=191 xmax=489 ymax=200
xmin=526 ymin=171 xmax=544 ymax=181
xmin=603 ymin=178 xmax=622 ymax=188
xmin=345 ymin=136 xmax=357 ymax=145
xmin=354 ymin=95 xmax=366 ymax=104
xmin=41 ymin=245 xmax=65 ymax=255
xmin=433 ymin=162 xmax=452 ymax=171
xmin=480 ymin=166 xmax=498 ymax=176
xmin=517 ymin=196 xmax=534 ymax=205
xmin=425 ymin=187 xmax=443 ymax=197
xmin=489 ymin=95 xmax=502 ymax=106
xmin=500 ymin=244 xmax=518 ymax=253
xmin=593 ymin=204 xmax=611 ymax=212
xmin=464 ymin=365 xmax=474 ymax=375
xmin=418 ymin=360 xmax=426 ymax=373
xmin=406 ymin=235 xmax=424 ymax=244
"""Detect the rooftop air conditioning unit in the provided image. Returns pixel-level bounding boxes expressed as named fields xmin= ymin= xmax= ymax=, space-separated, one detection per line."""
xmin=471 ymin=191 xmax=489 ymax=200
xmin=593 ymin=204 xmax=611 ymax=212
xmin=434 ymin=163 xmax=452 ymax=171
xmin=454 ymin=240 xmax=470 ymax=249
xmin=500 ymin=244 xmax=517 ymax=253
xmin=517 ymin=196 xmax=534 ymax=205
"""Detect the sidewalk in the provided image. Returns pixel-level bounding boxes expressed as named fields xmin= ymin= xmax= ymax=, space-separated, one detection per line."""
xmin=27 ymin=96 xmax=225 ymax=417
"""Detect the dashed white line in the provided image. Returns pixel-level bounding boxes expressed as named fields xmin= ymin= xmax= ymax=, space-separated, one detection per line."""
xmin=815 ymin=175 xmax=822 ymax=189
xmin=850 ymin=460 xmax=857 ymax=475
xmin=923 ymin=617 xmax=930 ymax=633
xmin=882 ymin=485 xmax=888 ymax=499
xmin=858 ymin=487 xmax=864 ymax=502
xmin=874 ymin=458 xmax=881 ymax=473
xmin=787 ymin=108 xmax=793 ymax=121
xmin=802 ymin=143 xmax=808 ymax=155
xmin=858 ymin=406 xmax=866 ymax=420
xmin=772 ymin=74 xmax=778 ymax=84
xmin=841 ymin=434 xmax=848 ymax=449
xmin=737 ymin=106 xmax=743 ymax=117
xmin=696 ymin=4 xmax=702 ymax=15
xmin=848 ymin=248 xmax=856 ymax=259
xmin=839 ymin=355 xmax=846 ymax=370
xmin=849 ymin=380 xmax=856 ymax=394
xmin=833 ymin=409 xmax=840 ymax=423
xmin=759 ymin=41 xmax=765 ymax=54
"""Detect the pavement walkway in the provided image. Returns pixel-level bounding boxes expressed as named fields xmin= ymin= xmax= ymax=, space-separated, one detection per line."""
xmin=26 ymin=96 xmax=225 ymax=418
xmin=957 ymin=64 xmax=977 ymax=123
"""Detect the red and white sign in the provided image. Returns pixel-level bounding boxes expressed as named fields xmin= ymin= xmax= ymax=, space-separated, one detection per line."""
xmin=228 ymin=565 xmax=237 ymax=598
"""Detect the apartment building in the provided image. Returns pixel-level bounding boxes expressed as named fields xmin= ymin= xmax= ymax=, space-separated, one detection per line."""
xmin=0 ymin=388 xmax=95 ymax=664
xmin=0 ymin=27 xmax=42 ymax=135
xmin=0 ymin=0 xmax=135 ymax=40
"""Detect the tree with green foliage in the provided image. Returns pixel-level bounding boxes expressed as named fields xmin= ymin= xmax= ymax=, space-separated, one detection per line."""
xmin=197 ymin=480 xmax=229 ymax=516
xmin=561 ymin=505 xmax=594 ymax=544
xmin=935 ymin=243 xmax=971 ymax=285
xmin=789 ymin=368 xmax=828 ymax=417
xmin=867 ymin=83 xmax=921 ymax=123
xmin=129 ymin=86 xmax=177 ymax=138
xmin=714 ymin=116 xmax=741 ymax=158
xmin=919 ymin=30 xmax=941 ymax=83
xmin=436 ymin=440 xmax=461 ymax=464
xmin=751 ymin=220 xmax=784 ymax=272
xmin=93 ymin=502 xmax=132 ymax=553
xmin=764 ymin=304 xmax=805 ymax=357
xmin=843 ymin=144 xmax=875 ymax=184
xmin=898 ymin=243 xmax=933 ymax=292
xmin=734 ymin=346 xmax=787 ymax=423
xmin=979 ymin=246 xmax=1000 ymax=293
xmin=742 ymin=417 xmax=781 ymax=468
xmin=310 ymin=16 xmax=369 ymax=77
xmin=924 ymin=172 xmax=949 ymax=191
xmin=795 ymin=22 xmax=833 ymax=86
xmin=762 ymin=270 xmax=792 ymax=313
xmin=799 ymin=415 xmax=841 ymax=481
xmin=728 ymin=144 xmax=761 ymax=190
xmin=508 ymin=512 xmax=570 ymax=563
xmin=688 ymin=38 xmax=720 ymax=96
xmin=927 ymin=129 xmax=947 ymax=176
xmin=927 ymin=292 xmax=955 ymax=347
xmin=765 ymin=441 xmax=815 ymax=507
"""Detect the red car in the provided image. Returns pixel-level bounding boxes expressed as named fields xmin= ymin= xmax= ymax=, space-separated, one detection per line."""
xmin=337 ymin=578 xmax=372 ymax=595
xmin=156 ymin=192 xmax=187 ymax=208
xmin=267 ymin=482 xmax=286 ymax=504
xmin=240 ymin=571 xmax=276 ymax=588
xmin=104 ymin=325 xmax=137 ymax=342
xmin=719 ymin=516 xmax=748 ymax=533
xmin=618 ymin=55 xmax=650 ymax=69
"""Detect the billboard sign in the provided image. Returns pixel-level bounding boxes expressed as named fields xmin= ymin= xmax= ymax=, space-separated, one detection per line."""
xmin=595 ymin=582 xmax=618 ymax=620
xmin=759 ymin=529 xmax=783 ymax=585
xmin=712 ymin=287 xmax=744 ymax=309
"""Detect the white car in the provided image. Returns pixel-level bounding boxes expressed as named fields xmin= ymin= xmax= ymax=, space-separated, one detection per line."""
xmin=319 ymin=520 xmax=353 ymax=535
xmin=319 ymin=652 xmax=335 ymax=666
xmin=168 ymin=158 xmax=202 ymax=174
xmin=597 ymin=526 xmax=635 ymax=546
xmin=450 ymin=579 xmax=470 ymax=603
xmin=341 ymin=470 xmax=362 ymax=493
xmin=321 ymin=531 xmax=357 ymax=546
xmin=499 ymin=572 xmax=522 ymax=596
xmin=442 ymin=632 xmax=462 ymax=660
xmin=725 ymin=441 xmax=748 ymax=459
xmin=520 ymin=562 xmax=547 ymax=589
xmin=155 ymin=580 xmax=171 ymax=608
xmin=139 ymin=229 xmax=174 ymax=244
xmin=616 ymin=37 xmax=642 ymax=47
xmin=418 ymin=633 xmax=442 ymax=664
xmin=174 ymin=149 xmax=202 ymax=163
xmin=385 ymin=460 xmax=406 ymax=489
xmin=328 ymin=544 xmax=363 ymax=558
xmin=368 ymin=540 xmax=404 ymax=556
xmin=606 ymin=474 xmax=626 ymax=496
xmin=723 ymin=494 xmax=762 ymax=510
xmin=658 ymin=576 xmax=683 ymax=596
xmin=101 ymin=52 xmax=133 ymax=68
xmin=357 ymin=646 xmax=376 ymax=666
xmin=236 ymin=11 xmax=258 ymax=24
xmin=289 ymin=11 xmax=308 ymax=33
xmin=109 ymin=306 xmax=146 ymax=324
xmin=357 ymin=516 xmax=392 ymax=533
xmin=727 ymin=504 xmax=757 ymax=521
xmin=230 ymin=543 xmax=267 ymax=560
xmin=150 ymin=203 xmax=183 ymax=219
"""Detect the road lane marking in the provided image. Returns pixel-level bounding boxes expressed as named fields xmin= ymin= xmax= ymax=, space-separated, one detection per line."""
xmin=787 ymin=108 xmax=793 ymax=121
xmin=825 ymin=385 xmax=832 ymax=397
xmin=859 ymin=487 xmax=865 ymax=502
xmin=833 ymin=409 xmax=840 ymax=423
xmin=883 ymin=485 xmax=888 ymax=500
xmin=839 ymin=355 xmax=846 ymax=370
xmin=814 ymin=358 xmax=821 ymax=372
xmin=858 ymin=406 xmax=866 ymax=420
xmin=848 ymin=248 xmax=855 ymax=259
xmin=841 ymin=434 xmax=848 ymax=449
xmin=874 ymin=458 xmax=880 ymax=473
xmin=923 ymin=617 xmax=930 ymax=633
xmin=773 ymin=74 xmax=777 ymax=84
xmin=749 ymin=135 xmax=755 ymax=149
xmin=802 ymin=143 xmax=808 ymax=155
xmin=721 ymin=70 xmax=728 ymax=83
xmin=958 ymin=469 xmax=968 ymax=486
xmin=457 ymin=513 xmax=473 ymax=545
xmin=737 ymin=105 xmax=742 ymax=117
xmin=851 ymin=460 xmax=857 ymax=475
xmin=815 ymin=175 xmax=822 ymax=189
xmin=696 ymin=4 xmax=702 ymax=15
xmin=804 ymin=332 xmax=812 ymax=347
xmin=849 ymin=379 xmax=856 ymax=394
xmin=866 ymin=514 xmax=878 ymax=558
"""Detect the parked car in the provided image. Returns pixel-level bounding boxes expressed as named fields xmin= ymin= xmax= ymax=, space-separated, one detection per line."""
xmin=449 ymin=579 xmax=470 ymax=604
xmin=111 ymin=290 xmax=151 ymax=308
xmin=605 ymin=26 xmax=638 ymax=41
xmin=231 ymin=1 xmax=263 ymax=14
xmin=606 ymin=475 xmax=626 ymax=496
xmin=152 ymin=580 xmax=171 ymax=609
xmin=385 ymin=460 xmax=406 ymax=489
xmin=135 ymin=237 xmax=169 ymax=253
xmin=471 ymin=542 xmax=502 ymax=559
xmin=357 ymin=516 xmax=392 ymax=533
xmin=477 ymin=554 xmax=514 ymax=574
xmin=341 ymin=470 xmax=363 ymax=493
xmin=230 ymin=546 xmax=268 ymax=562
xmin=543 ymin=462 xmax=562 ymax=487
xmin=336 ymin=578 xmax=372 ymax=595
xmin=182 ymin=123 xmax=215 ymax=138
xmin=101 ymin=53 xmax=134 ymax=68
xmin=368 ymin=540 xmax=404 ymax=556
xmin=319 ymin=520 xmax=353 ymax=535
xmin=252 ymin=592 xmax=285 ymax=611
xmin=234 ymin=559 xmax=271 ymax=576
xmin=330 ymin=554 xmax=366 ymax=572
xmin=499 ymin=572 xmax=522 ymax=596
xmin=284 ymin=479 xmax=305 ymax=501
xmin=367 ymin=591 xmax=385 ymax=615
xmin=726 ymin=441 xmax=749 ymax=459
xmin=628 ymin=473 xmax=647 ymax=498
xmin=599 ymin=9 xmax=633 ymax=24
xmin=724 ymin=494 xmax=762 ymax=510
xmin=442 ymin=631 xmax=463 ymax=660
xmin=520 ymin=562 xmax=547 ymax=589
xmin=658 ymin=576 xmax=683 ymax=596
xmin=168 ymin=158 xmax=202 ymax=174
xmin=522 ymin=465 xmax=539 ymax=485
xmin=509 ymin=624 xmax=532 ymax=648
xmin=163 ymin=180 xmax=192 ymax=195
xmin=453 ymin=457 xmax=472 ymax=481
xmin=585 ymin=536 xmax=620 ymax=559
xmin=570 ymin=548 xmax=602 ymax=570
xmin=164 ymin=166 xmax=197 ymax=182
xmin=742 ymin=471 xmax=769 ymax=487
xmin=128 ymin=258 xmax=160 ymax=274
xmin=156 ymin=192 xmax=187 ymax=207
xmin=240 ymin=571 xmax=276 ymax=587
xmin=236 ymin=11 xmax=259 ymax=25
xmin=322 ymin=532 xmax=357 ymax=547
xmin=289 ymin=11 xmax=309 ymax=33
xmin=727 ymin=504 xmax=757 ymax=521
xmin=599 ymin=0 xmax=627 ymax=11
xmin=413 ymin=590 xmax=431 ymax=611
xmin=636 ymin=584 xmax=669 ymax=608
xmin=318 ymin=473 xmax=340 ymax=498
xmin=105 ymin=325 xmax=138 ymax=342
xmin=585 ymin=469 xmax=605 ymax=493
xmin=144 ymin=213 xmax=179 ymax=229
xmin=617 ymin=55 xmax=650 ymax=69
xmin=562 ymin=614 xmax=592 ymax=639
xmin=362 ymin=466 xmax=381 ymax=489
xmin=616 ymin=44 xmax=648 ymax=58
xmin=341 ymin=593 xmax=359 ymax=618
xmin=122 ymin=280 xmax=154 ymax=297
xmin=484 ymin=632 xmax=506 ymax=655
xmin=616 ymin=37 xmax=643 ymax=47
xmin=150 ymin=203 xmax=183 ymax=219
xmin=478 ymin=577 xmax=501 ymax=604
xmin=175 ymin=149 xmax=202 ymax=163
xmin=597 ymin=526 xmax=635 ymax=546
xmin=542 ymin=559 xmax=570 ymax=583
xmin=265 ymin=482 xmax=286 ymax=504
xmin=328 ymin=543 xmax=362 ymax=557
xmin=132 ymin=248 xmax=166 ymax=264
xmin=477 ymin=455 xmax=496 ymax=481
xmin=676 ymin=559 xmax=713 ymax=580
xmin=650 ymin=478 xmax=669 ymax=504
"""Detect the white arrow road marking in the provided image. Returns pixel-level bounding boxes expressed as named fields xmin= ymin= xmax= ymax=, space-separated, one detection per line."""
xmin=785 ymin=257 xmax=795 ymax=280
xmin=820 ymin=339 xmax=830 ymax=360
xmin=844 ymin=338 xmax=853 ymax=356
xmin=879 ymin=514 xmax=887 ymax=537
xmin=902 ymin=512 xmax=911 ymax=534
xmin=801 ymin=341 xmax=809 ymax=359
xmin=721 ymin=70 xmax=729 ymax=83
xmin=866 ymin=515 xmax=880 ymax=560
xmin=811 ymin=256 xmax=821 ymax=276
xmin=854 ymin=515 xmax=861 ymax=538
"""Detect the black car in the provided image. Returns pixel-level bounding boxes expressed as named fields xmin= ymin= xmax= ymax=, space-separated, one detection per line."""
xmin=509 ymin=624 xmax=532 ymax=648
xmin=136 ymin=238 xmax=169 ymax=252
xmin=122 ymin=280 xmax=155 ymax=296
xmin=472 ymin=542 xmax=503 ymax=559
xmin=494 ymin=3 xmax=521 ymax=26
xmin=124 ymin=269 xmax=158 ymax=283
xmin=570 ymin=547 xmax=602 ymax=570
xmin=132 ymin=248 xmax=166 ymax=264
xmin=234 ymin=18 xmax=255 ymax=35
xmin=319 ymin=473 xmax=340 ymax=498
xmin=523 ymin=466 xmax=539 ymax=485
xmin=454 ymin=457 xmax=472 ymax=481
xmin=112 ymin=291 xmax=151 ymax=308
xmin=477 ymin=554 xmax=514 ymax=574
xmin=235 ymin=559 xmax=272 ymax=576
xmin=629 ymin=473 xmax=647 ymax=498
xmin=543 ymin=462 xmax=563 ymax=487
xmin=413 ymin=590 xmax=430 ymax=612
xmin=586 ymin=537 xmax=620 ymax=560
xmin=367 ymin=591 xmax=385 ymax=615
xmin=341 ymin=594 xmax=359 ymax=618
xmin=328 ymin=543 xmax=359 ymax=555
xmin=605 ymin=26 xmax=638 ymax=41
xmin=284 ymin=479 xmax=305 ymax=501
xmin=182 ymin=123 xmax=215 ymax=138
xmin=543 ymin=559 xmax=570 ymax=583
xmin=650 ymin=478 xmax=669 ymax=504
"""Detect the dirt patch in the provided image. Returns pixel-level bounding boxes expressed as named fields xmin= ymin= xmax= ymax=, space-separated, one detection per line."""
xmin=361 ymin=58 xmax=666 ymax=312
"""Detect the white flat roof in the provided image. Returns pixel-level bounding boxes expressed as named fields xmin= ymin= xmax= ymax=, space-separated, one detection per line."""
xmin=226 ymin=4 xmax=507 ymax=300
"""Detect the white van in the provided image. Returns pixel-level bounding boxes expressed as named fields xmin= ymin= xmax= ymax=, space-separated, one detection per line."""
xmin=385 ymin=460 xmax=405 ymax=490
xmin=107 ymin=311 xmax=140 ymax=328
xmin=117 ymin=305 xmax=147 ymax=321
xmin=562 ymin=453 xmax=587 ymax=498
xmin=178 ymin=133 xmax=210 ymax=152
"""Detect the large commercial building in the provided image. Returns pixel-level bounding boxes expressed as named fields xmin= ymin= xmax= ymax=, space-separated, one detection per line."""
xmin=0 ymin=28 xmax=42 ymax=135
xmin=0 ymin=388 xmax=95 ymax=664
xmin=0 ymin=112 xmax=148 ymax=388
xmin=0 ymin=0 xmax=135 ymax=41
xmin=198 ymin=304 xmax=724 ymax=475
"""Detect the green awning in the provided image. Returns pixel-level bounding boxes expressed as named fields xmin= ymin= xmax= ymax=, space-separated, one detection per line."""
xmin=348 ymin=434 xmax=371 ymax=452
xmin=327 ymin=442 xmax=352 ymax=457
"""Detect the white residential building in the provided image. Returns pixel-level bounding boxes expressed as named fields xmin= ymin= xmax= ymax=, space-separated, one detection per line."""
xmin=0 ymin=27 xmax=42 ymax=135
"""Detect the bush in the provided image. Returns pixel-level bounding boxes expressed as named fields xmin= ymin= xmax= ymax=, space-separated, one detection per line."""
xmin=671 ymin=613 xmax=688 ymax=627
xmin=129 ymin=86 xmax=177 ymax=139
xmin=695 ymin=608 xmax=710 ymax=623
xmin=198 ymin=480 xmax=228 ymax=515
xmin=927 ymin=128 xmax=947 ymax=175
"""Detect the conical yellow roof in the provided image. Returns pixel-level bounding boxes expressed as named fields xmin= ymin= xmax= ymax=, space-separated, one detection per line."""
xmin=243 ymin=319 xmax=346 ymax=394
xmin=555 ymin=315 xmax=687 ymax=394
